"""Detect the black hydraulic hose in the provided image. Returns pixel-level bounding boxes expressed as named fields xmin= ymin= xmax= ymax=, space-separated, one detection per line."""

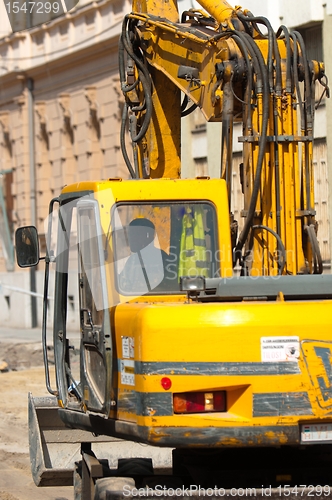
xmin=131 ymin=68 xmax=152 ymax=142
xmin=181 ymin=102 xmax=198 ymax=117
xmin=233 ymin=32 xmax=270 ymax=265
xmin=277 ymin=26 xmax=292 ymax=93
xmin=123 ymin=78 xmax=140 ymax=93
xmin=180 ymin=94 xmax=198 ymax=116
xmin=237 ymin=13 xmax=275 ymax=92
xmin=181 ymin=94 xmax=189 ymax=112
xmin=119 ymin=28 xmax=145 ymax=179
xmin=132 ymin=97 xmax=146 ymax=112
xmin=239 ymin=12 xmax=283 ymax=96
xmin=118 ymin=33 xmax=126 ymax=85
xmin=271 ymin=26 xmax=291 ymax=241
xmin=120 ymin=30 xmax=141 ymax=92
xmin=273 ymin=36 xmax=282 ymax=95
xmin=121 ymin=18 xmax=151 ymax=85
xmin=121 ymin=17 xmax=153 ymax=142
xmin=213 ymin=27 xmax=273 ymax=265
xmin=239 ymin=10 xmax=267 ymax=38
xmin=240 ymin=31 xmax=264 ymax=93
xmin=293 ymin=31 xmax=314 ymax=214
xmin=268 ymin=27 xmax=283 ymax=241
xmin=291 ymin=33 xmax=306 ymax=132
xmin=231 ymin=29 xmax=263 ymax=134
xmin=119 ymin=32 xmax=140 ymax=93
xmin=305 ymin=224 xmax=323 ymax=274
xmin=217 ymin=31 xmax=256 ymax=201
xmin=210 ymin=31 xmax=232 ymax=43
xmin=251 ymin=225 xmax=287 ymax=275
xmin=215 ymin=30 xmax=262 ymax=213
xmin=230 ymin=32 xmax=253 ymax=131
xmin=120 ymin=102 xmax=136 ymax=178
xmin=293 ymin=31 xmax=313 ymax=131
xmin=231 ymin=34 xmax=252 ymax=83
xmin=315 ymin=74 xmax=330 ymax=108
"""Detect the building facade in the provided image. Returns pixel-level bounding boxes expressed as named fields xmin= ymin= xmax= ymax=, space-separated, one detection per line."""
xmin=0 ymin=0 xmax=130 ymax=326
xmin=0 ymin=0 xmax=331 ymax=327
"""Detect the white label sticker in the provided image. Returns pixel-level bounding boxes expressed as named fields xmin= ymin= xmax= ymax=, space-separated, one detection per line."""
xmin=120 ymin=359 xmax=135 ymax=386
xmin=122 ymin=336 xmax=134 ymax=359
xmin=122 ymin=337 xmax=129 ymax=358
xmin=261 ymin=336 xmax=300 ymax=362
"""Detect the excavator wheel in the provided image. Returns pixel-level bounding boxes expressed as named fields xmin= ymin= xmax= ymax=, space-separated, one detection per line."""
xmin=94 ymin=477 xmax=135 ymax=500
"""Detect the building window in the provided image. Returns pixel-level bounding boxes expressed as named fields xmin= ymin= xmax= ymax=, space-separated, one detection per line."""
xmin=194 ymin=157 xmax=208 ymax=177
xmin=296 ymin=23 xmax=323 ymax=62
xmin=295 ymin=23 xmax=323 ymax=104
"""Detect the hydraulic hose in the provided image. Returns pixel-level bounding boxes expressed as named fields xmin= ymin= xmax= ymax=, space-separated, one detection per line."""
xmin=252 ymin=225 xmax=287 ymax=275
xmin=181 ymin=94 xmax=189 ymax=112
xmin=230 ymin=32 xmax=253 ymax=131
xmin=291 ymin=32 xmax=306 ymax=132
xmin=237 ymin=13 xmax=276 ymax=93
xmin=233 ymin=31 xmax=270 ymax=265
xmin=293 ymin=31 xmax=314 ymax=216
xmin=120 ymin=17 xmax=153 ymax=143
xmin=276 ymin=26 xmax=292 ymax=93
xmin=230 ymin=29 xmax=264 ymax=140
xmin=181 ymin=102 xmax=198 ymax=117
xmin=120 ymin=102 xmax=136 ymax=178
xmin=305 ymin=224 xmax=323 ymax=274
xmin=240 ymin=10 xmax=267 ymax=39
xmin=293 ymin=31 xmax=314 ymax=132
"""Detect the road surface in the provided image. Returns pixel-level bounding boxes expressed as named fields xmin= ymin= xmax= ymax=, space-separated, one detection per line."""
xmin=0 ymin=326 xmax=73 ymax=500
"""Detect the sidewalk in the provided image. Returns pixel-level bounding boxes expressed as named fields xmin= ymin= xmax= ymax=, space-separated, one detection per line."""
xmin=0 ymin=326 xmax=42 ymax=344
xmin=0 ymin=326 xmax=80 ymax=344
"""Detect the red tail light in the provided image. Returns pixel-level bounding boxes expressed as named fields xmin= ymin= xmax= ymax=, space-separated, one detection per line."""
xmin=173 ymin=391 xmax=226 ymax=414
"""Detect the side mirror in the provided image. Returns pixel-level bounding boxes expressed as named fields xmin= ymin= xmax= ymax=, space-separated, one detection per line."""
xmin=15 ymin=226 xmax=40 ymax=268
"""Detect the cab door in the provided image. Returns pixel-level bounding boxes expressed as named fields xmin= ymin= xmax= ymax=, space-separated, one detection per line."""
xmin=77 ymin=198 xmax=112 ymax=414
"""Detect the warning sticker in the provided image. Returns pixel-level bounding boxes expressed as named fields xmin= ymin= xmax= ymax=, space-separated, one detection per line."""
xmin=122 ymin=336 xmax=134 ymax=359
xmin=120 ymin=359 xmax=135 ymax=386
xmin=261 ymin=336 xmax=300 ymax=362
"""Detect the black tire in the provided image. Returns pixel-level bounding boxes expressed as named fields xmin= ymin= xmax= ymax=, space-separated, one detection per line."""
xmin=117 ymin=457 xmax=153 ymax=476
xmin=94 ymin=477 xmax=136 ymax=500
xmin=74 ymin=461 xmax=83 ymax=500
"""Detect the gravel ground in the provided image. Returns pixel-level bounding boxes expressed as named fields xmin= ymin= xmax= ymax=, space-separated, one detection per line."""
xmin=0 ymin=342 xmax=73 ymax=500
xmin=0 ymin=341 xmax=172 ymax=500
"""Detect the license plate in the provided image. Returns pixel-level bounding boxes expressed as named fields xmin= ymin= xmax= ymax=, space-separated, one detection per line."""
xmin=301 ymin=423 xmax=332 ymax=443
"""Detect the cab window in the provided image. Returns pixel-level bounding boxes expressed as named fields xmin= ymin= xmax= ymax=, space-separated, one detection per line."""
xmin=112 ymin=202 xmax=219 ymax=295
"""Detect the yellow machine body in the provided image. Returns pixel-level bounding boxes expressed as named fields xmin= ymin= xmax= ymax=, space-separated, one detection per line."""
xmin=114 ymin=300 xmax=332 ymax=447
xmin=59 ymin=178 xmax=332 ymax=448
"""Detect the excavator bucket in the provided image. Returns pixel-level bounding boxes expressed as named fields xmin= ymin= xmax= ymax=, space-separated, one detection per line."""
xmin=28 ymin=393 xmax=173 ymax=488
xmin=28 ymin=393 xmax=116 ymax=486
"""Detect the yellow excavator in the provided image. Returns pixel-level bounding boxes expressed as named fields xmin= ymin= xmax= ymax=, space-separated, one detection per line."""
xmin=15 ymin=0 xmax=332 ymax=498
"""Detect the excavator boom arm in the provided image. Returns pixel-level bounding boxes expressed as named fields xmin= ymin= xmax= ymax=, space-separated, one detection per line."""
xmin=120 ymin=0 xmax=327 ymax=276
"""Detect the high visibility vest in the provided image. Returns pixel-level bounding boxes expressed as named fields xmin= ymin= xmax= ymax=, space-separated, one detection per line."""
xmin=178 ymin=206 xmax=209 ymax=278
